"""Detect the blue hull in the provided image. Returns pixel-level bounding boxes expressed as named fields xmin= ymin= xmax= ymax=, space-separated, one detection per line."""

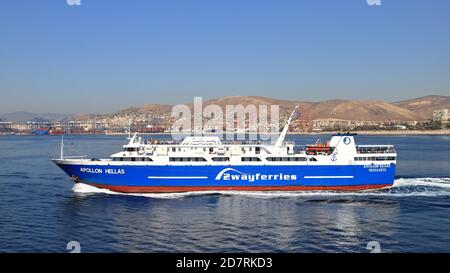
xmin=33 ymin=130 xmax=49 ymax=135
xmin=56 ymin=163 xmax=396 ymax=192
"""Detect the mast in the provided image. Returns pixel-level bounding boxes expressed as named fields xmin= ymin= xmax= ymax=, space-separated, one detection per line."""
xmin=60 ymin=135 xmax=64 ymax=159
xmin=128 ymin=119 xmax=131 ymax=139
xmin=275 ymin=105 xmax=298 ymax=147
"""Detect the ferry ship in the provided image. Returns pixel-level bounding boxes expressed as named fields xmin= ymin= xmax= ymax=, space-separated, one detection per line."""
xmin=52 ymin=109 xmax=397 ymax=193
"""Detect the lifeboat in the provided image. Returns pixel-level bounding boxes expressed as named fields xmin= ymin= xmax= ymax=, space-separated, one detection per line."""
xmin=306 ymin=140 xmax=333 ymax=155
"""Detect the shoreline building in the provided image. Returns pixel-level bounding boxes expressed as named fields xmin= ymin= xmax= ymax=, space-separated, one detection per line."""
xmin=433 ymin=109 xmax=449 ymax=125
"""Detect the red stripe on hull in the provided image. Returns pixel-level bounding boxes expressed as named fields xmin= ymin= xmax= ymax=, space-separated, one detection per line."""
xmin=87 ymin=183 xmax=392 ymax=193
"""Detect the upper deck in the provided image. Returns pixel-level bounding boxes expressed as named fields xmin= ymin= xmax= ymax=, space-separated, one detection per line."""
xmin=102 ymin=134 xmax=397 ymax=166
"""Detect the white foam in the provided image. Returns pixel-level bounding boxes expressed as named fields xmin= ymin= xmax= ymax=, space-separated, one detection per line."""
xmin=393 ymin=177 xmax=450 ymax=189
xmin=72 ymin=177 xmax=450 ymax=199
xmin=72 ymin=183 xmax=117 ymax=194
xmin=72 ymin=183 xmax=220 ymax=199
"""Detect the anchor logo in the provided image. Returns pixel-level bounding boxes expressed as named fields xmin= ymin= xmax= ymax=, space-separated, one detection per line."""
xmin=343 ymin=137 xmax=351 ymax=145
xmin=331 ymin=153 xmax=338 ymax=161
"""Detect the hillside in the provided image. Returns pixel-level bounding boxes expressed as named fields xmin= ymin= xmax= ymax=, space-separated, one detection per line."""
xmin=198 ymin=97 xmax=421 ymax=121
xmin=113 ymin=104 xmax=173 ymax=116
xmin=305 ymin=100 xmax=421 ymax=121
xmin=394 ymin=95 xmax=450 ymax=119
xmin=86 ymin=95 xmax=450 ymax=122
xmin=201 ymin=96 xmax=301 ymax=116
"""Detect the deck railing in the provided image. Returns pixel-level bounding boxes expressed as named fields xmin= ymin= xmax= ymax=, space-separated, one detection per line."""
xmin=356 ymin=146 xmax=395 ymax=154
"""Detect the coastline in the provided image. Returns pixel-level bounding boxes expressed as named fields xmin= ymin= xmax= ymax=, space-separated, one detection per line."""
xmin=291 ymin=129 xmax=450 ymax=135
xmin=105 ymin=130 xmax=450 ymax=136
xmin=332 ymin=129 xmax=450 ymax=135
xmin=3 ymin=129 xmax=449 ymax=136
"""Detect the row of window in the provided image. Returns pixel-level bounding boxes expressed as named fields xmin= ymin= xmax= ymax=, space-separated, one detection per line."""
xmin=356 ymin=148 xmax=395 ymax=154
xmin=267 ymin=157 xmax=307 ymax=162
xmin=169 ymin=157 xmax=207 ymax=162
xmin=171 ymin=156 xmax=315 ymax=162
xmin=354 ymin=156 xmax=396 ymax=161
xmin=113 ymin=156 xmax=319 ymax=162
xmin=169 ymin=147 xmax=262 ymax=154
xmin=212 ymin=157 xmax=230 ymax=162
xmin=241 ymin=157 xmax=261 ymax=162
xmin=171 ymin=147 xmax=229 ymax=152
xmin=113 ymin=157 xmax=153 ymax=162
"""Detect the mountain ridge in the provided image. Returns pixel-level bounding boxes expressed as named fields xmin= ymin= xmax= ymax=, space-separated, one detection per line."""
xmin=0 ymin=111 xmax=75 ymax=123
xmin=2 ymin=95 xmax=449 ymax=122
xmin=111 ymin=95 xmax=449 ymax=121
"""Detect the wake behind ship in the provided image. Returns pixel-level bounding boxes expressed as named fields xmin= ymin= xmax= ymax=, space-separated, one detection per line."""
xmin=52 ymin=109 xmax=397 ymax=193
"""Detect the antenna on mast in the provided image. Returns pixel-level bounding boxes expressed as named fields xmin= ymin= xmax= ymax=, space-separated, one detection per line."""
xmin=275 ymin=105 xmax=299 ymax=147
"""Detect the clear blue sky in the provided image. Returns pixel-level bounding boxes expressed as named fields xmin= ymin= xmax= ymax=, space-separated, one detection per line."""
xmin=0 ymin=0 xmax=449 ymax=114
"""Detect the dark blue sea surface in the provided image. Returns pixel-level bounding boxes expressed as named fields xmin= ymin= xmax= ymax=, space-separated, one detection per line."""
xmin=0 ymin=134 xmax=449 ymax=252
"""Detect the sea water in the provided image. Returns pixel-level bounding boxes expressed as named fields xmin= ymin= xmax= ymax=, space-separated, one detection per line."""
xmin=0 ymin=134 xmax=449 ymax=252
